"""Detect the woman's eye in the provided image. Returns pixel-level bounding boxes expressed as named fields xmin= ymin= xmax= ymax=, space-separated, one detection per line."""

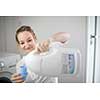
xmin=20 ymin=42 xmax=24 ymax=45
xmin=28 ymin=39 xmax=32 ymax=42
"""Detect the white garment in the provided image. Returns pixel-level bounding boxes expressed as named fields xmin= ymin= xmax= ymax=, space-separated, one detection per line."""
xmin=16 ymin=57 xmax=58 ymax=83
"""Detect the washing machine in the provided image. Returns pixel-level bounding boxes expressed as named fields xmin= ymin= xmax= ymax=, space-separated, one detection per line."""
xmin=0 ymin=52 xmax=21 ymax=83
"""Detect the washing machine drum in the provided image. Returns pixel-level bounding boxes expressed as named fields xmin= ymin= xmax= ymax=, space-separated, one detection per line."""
xmin=0 ymin=71 xmax=12 ymax=83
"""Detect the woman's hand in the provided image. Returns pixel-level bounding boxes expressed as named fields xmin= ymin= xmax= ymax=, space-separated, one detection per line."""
xmin=11 ymin=73 xmax=24 ymax=83
xmin=51 ymin=32 xmax=70 ymax=43
xmin=36 ymin=39 xmax=50 ymax=53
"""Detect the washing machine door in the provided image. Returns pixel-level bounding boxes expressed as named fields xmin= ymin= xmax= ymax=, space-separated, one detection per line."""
xmin=0 ymin=71 xmax=12 ymax=83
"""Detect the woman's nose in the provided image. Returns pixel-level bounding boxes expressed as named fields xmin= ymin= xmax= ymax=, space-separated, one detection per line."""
xmin=24 ymin=43 xmax=30 ymax=48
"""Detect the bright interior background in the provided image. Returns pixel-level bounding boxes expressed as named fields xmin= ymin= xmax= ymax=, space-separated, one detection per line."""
xmin=0 ymin=16 xmax=87 ymax=83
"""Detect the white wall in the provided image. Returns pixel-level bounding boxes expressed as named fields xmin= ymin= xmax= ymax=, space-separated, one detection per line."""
xmin=0 ymin=16 xmax=87 ymax=82
xmin=0 ymin=17 xmax=20 ymax=53
xmin=0 ymin=17 xmax=6 ymax=52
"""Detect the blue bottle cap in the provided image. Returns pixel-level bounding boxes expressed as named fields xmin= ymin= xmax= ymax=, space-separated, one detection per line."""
xmin=20 ymin=65 xmax=28 ymax=80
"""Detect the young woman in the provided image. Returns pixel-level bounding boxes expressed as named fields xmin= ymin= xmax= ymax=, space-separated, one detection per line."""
xmin=11 ymin=25 xmax=70 ymax=83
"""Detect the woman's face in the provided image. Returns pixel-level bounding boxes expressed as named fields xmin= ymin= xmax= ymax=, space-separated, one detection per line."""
xmin=17 ymin=31 xmax=37 ymax=53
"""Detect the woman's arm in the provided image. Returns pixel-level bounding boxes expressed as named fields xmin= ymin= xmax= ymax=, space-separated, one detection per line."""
xmin=35 ymin=32 xmax=70 ymax=53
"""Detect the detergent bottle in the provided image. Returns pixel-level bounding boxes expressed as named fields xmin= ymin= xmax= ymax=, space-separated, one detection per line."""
xmin=24 ymin=42 xmax=81 ymax=77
